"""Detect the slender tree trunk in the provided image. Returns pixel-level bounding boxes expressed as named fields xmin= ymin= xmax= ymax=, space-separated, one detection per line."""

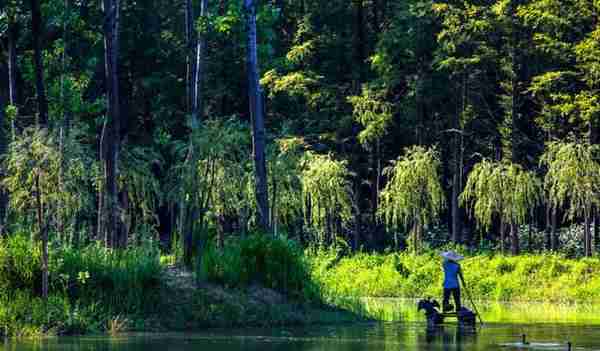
xmin=594 ymin=206 xmax=600 ymax=253
xmin=0 ymin=86 xmax=6 ymax=237
xmin=7 ymin=16 xmax=18 ymax=111
xmin=272 ymin=177 xmax=278 ymax=237
xmin=551 ymin=207 xmax=558 ymax=251
xmin=452 ymin=74 xmax=467 ymax=244
xmin=352 ymin=0 xmax=366 ymax=90
xmin=217 ymin=213 xmax=224 ymax=251
xmin=545 ymin=205 xmax=551 ymax=251
xmin=584 ymin=207 xmax=592 ymax=257
xmin=353 ymin=181 xmax=361 ymax=251
xmin=371 ymin=0 xmax=380 ymax=33
xmin=183 ymin=205 xmax=194 ymax=266
xmin=185 ymin=0 xmax=195 ymax=114
xmin=509 ymin=0 xmax=521 ymax=164
xmin=29 ymin=0 xmax=50 ymax=301
xmin=97 ymin=121 xmax=107 ymax=241
xmin=510 ymin=222 xmax=519 ymax=255
xmin=30 ymin=0 xmax=49 ymax=126
xmin=102 ymin=0 xmax=121 ymax=248
xmin=192 ymin=0 xmax=208 ymax=126
xmin=244 ymin=0 xmax=270 ymax=232
xmin=451 ymin=105 xmax=461 ymax=244
xmin=528 ymin=221 xmax=532 ymax=253
xmin=182 ymin=0 xmax=208 ymax=266
xmin=58 ymin=0 xmax=72 ymax=239
xmin=7 ymin=10 xmax=18 ymax=143
xmin=499 ymin=218 xmax=505 ymax=254
xmin=35 ymin=173 xmax=48 ymax=300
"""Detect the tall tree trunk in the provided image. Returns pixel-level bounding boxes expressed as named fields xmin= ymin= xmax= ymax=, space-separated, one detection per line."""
xmin=510 ymin=222 xmax=519 ymax=255
xmin=584 ymin=207 xmax=592 ymax=257
xmin=528 ymin=220 xmax=532 ymax=252
xmin=181 ymin=0 xmax=208 ymax=267
xmin=545 ymin=205 xmax=551 ymax=251
xmin=31 ymin=0 xmax=48 ymax=126
xmin=7 ymin=8 xmax=18 ymax=144
xmin=192 ymin=0 xmax=208 ymax=126
xmin=35 ymin=173 xmax=48 ymax=300
xmin=451 ymin=77 xmax=465 ymax=244
xmin=594 ymin=206 xmax=600 ymax=253
xmin=30 ymin=0 xmax=50 ymax=301
xmin=271 ymin=174 xmax=278 ymax=237
xmin=551 ymin=207 xmax=557 ymax=251
xmin=509 ymin=0 xmax=520 ymax=164
xmin=371 ymin=139 xmax=381 ymax=229
xmin=97 ymin=121 xmax=107 ymax=241
xmin=7 ymin=14 xmax=18 ymax=111
xmin=499 ymin=217 xmax=505 ymax=254
xmin=451 ymin=171 xmax=461 ymax=243
xmin=352 ymin=0 xmax=366 ymax=90
xmin=244 ymin=0 xmax=270 ymax=232
xmin=180 ymin=0 xmax=206 ymax=264
xmin=371 ymin=0 xmax=380 ymax=33
xmin=589 ymin=82 xmax=599 ymax=254
xmin=58 ymin=0 xmax=72 ymax=239
xmin=102 ymin=0 xmax=121 ymax=248
xmin=0 ymin=77 xmax=6 ymax=237
xmin=185 ymin=0 xmax=195 ymax=114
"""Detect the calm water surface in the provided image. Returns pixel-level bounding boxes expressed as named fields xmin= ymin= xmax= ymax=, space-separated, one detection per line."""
xmin=4 ymin=300 xmax=600 ymax=351
xmin=3 ymin=323 xmax=600 ymax=351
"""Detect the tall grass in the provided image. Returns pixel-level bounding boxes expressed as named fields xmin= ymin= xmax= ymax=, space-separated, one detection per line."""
xmin=0 ymin=233 xmax=162 ymax=336
xmin=308 ymin=249 xmax=600 ymax=303
xmin=201 ymin=234 xmax=321 ymax=301
xmin=55 ymin=241 xmax=162 ymax=314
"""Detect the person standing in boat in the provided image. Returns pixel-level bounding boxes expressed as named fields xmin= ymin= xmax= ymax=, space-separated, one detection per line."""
xmin=441 ymin=251 xmax=465 ymax=313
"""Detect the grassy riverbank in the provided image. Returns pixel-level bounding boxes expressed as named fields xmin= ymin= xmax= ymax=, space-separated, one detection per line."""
xmin=308 ymin=248 xmax=600 ymax=303
xmin=4 ymin=233 xmax=600 ymax=337
xmin=0 ymin=234 xmax=357 ymax=338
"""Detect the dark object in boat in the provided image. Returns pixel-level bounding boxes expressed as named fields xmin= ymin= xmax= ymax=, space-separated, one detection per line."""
xmin=417 ymin=298 xmax=477 ymax=326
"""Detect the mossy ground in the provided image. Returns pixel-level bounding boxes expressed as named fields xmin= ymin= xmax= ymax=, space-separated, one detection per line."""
xmin=153 ymin=265 xmax=360 ymax=331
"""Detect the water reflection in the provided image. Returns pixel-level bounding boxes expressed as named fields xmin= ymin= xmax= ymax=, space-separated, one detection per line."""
xmin=416 ymin=325 xmax=478 ymax=351
xmin=2 ymin=323 xmax=600 ymax=351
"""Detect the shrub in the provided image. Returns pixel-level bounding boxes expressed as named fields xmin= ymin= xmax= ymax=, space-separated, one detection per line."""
xmin=52 ymin=241 xmax=162 ymax=314
xmin=201 ymin=234 xmax=317 ymax=300
xmin=0 ymin=233 xmax=42 ymax=293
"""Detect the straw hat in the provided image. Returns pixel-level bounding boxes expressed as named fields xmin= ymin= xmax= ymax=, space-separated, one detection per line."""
xmin=440 ymin=251 xmax=464 ymax=262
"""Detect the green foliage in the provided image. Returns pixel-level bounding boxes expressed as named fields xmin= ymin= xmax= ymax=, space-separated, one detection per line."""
xmin=461 ymin=159 xmax=542 ymax=230
xmin=268 ymin=137 xmax=305 ymax=230
xmin=53 ymin=241 xmax=162 ymax=314
xmin=119 ymin=146 xmax=163 ymax=241
xmin=309 ymin=249 xmax=600 ymax=303
xmin=541 ymin=141 xmax=600 ymax=219
xmin=300 ymin=153 xmax=353 ymax=241
xmin=0 ymin=233 xmax=42 ymax=292
xmin=0 ymin=233 xmax=161 ymax=317
xmin=378 ymin=146 xmax=445 ymax=233
xmin=0 ymin=232 xmax=163 ymax=336
xmin=201 ymin=234 xmax=318 ymax=300
xmin=2 ymin=127 xmax=96 ymax=235
xmin=348 ymin=85 xmax=393 ymax=145
xmin=168 ymin=117 xmax=253 ymax=239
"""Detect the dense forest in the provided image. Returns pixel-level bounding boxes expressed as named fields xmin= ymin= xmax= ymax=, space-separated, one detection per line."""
xmin=2 ymin=0 xmax=600 ymax=284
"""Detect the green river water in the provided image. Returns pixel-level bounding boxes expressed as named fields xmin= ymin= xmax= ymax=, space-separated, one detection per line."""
xmin=3 ymin=300 xmax=600 ymax=351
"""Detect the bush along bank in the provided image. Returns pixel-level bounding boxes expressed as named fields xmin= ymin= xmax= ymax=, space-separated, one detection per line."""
xmin=0 ymin=233 xmax=162 ymax=337
xmin=0 ymin=233 xmax=359 ymax=337
xmin=307 ymin=248 xmax=600 ymax=304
